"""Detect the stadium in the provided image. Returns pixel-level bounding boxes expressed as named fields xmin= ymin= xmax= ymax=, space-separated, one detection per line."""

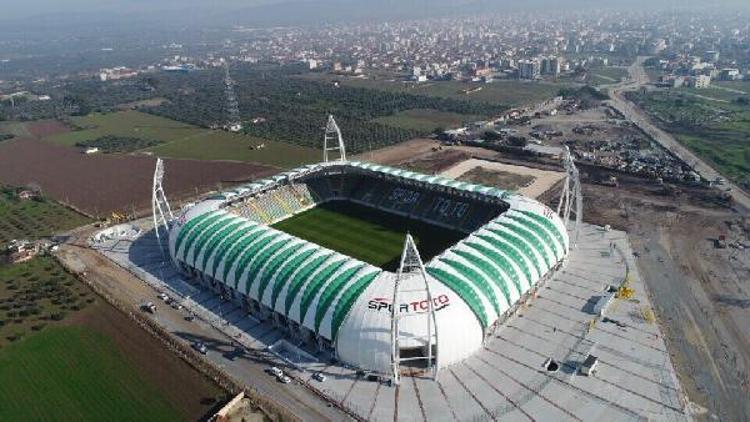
xmin=168 ymin=158 xmax=569 ymax=377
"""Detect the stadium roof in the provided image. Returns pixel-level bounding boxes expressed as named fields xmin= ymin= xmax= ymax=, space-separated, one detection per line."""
xmin=173 ymin=209 xmax=382 ymax=340
xmin=169 ymin=161 xmax=569 ymax=373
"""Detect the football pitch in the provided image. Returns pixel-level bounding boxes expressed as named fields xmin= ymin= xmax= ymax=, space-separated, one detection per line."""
xmin=272 ymin=201 xmax=465 ymax=271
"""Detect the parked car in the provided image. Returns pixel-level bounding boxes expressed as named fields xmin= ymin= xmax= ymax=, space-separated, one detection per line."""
xmin=192 ymin=342 xmax=208 ymax=354
xmin=157 ymin=293 xmax=169 ymax=301
xmin=312 ymin=372 xmax=327 ymax=382
xmin=277 ymin=375 xmax=291 ymax=384
xmin=267 ymin=366 xmax=283 ymax=377
xmin=141 ymin=302 xmax=157 ymax=313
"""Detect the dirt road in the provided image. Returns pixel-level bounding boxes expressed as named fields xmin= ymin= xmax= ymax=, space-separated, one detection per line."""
xmin=579 ymin=183 xmax=750 ymax=421
xmin=607 ymin=57 xmax=750 ymax=210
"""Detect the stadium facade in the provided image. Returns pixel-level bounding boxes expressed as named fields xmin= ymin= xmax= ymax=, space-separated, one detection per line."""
xmin=169 ymin=160 xmax=568 ymax=375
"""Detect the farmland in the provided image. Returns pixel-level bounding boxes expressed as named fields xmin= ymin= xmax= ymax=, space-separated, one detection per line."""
xmin=373 ymin=108 xmax=480 ymax=132
xmin=272 ymin=200 xmax=465 ymax=271
xmin=0 ymin=257 xmax=226 ymax=421
xmin=626 ymin=88 xmax=750 ymax=190
xmin=44 ymin=111 xmax=320 ymax=168
xmin=148 ymin=65 xmax=499 ymax=154
xmin=301 ymin=73 xmax=569 ymax=108
xmin=587 ymin=66 xmax=629 ymax=86
xmin=0 ymin=256 xmax=92 ymax=347
xmin=0 ymin=187 xmax=91 ymax=247
xmin=0 ymin=138 xmax=277 ymax=216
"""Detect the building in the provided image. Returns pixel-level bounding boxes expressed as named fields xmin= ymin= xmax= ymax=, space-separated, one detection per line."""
xmin=169 ymin=161 xmax=568 ymax=375
xmin=518 ymin=59 xmax=540 ymax=80
xmin=718 ymin=68 xmax=740 ymax=81
xmin=541 ymin=56 xmax=561 ymax=75
xmin=703 ymin=50 xmax=720 ymax=63
xmin=4 ymin=240 xmax=39 ymax=264
xmin=98 ymin=66 xmax=138 ymax=81
xmin=693 ymin=74 xmax=712 ymax=89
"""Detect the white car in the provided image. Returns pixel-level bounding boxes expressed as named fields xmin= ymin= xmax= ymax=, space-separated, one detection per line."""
xmin=312 ymin=372 xmax=327 ymax=382
xmin=157 ymin=293 xmax=169 ymax=301
xmin=267 ymin=366 xmax=283 ymax=377
xmin=277 ymin=375 xmax=291 ymax=384
xmin=192 ymin=342 xmax=208 ymax=354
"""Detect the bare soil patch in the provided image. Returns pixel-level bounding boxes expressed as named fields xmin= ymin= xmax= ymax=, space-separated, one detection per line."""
xmin=400 ymin=149 xmax=471 ymax=174
xmin=458 ymin=167 xmax=536 ymax=191
xmin=353 ymin=138 xmax=438 ymax=165
xmin=0 ymin=138 xmax=276 ymax=217
xmin=26 ymin=120 xmax=70 ymax=139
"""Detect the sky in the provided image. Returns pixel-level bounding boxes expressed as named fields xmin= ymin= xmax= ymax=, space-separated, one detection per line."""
xmin=1 ymin=0 xmax=748 ymax=23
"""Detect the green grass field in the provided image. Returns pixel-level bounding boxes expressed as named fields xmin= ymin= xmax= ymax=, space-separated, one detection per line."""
xmin=0 ymin=325 xmax=184 ymax=421
xmin=627 ymin=89 xmax=750 ymax=190
xmin=588 ymin=66 xmax=629 ymax=86
xmin=373 ymin=108 xmax=480 ymax=131
xmin=301 ymin=74 xmax=569 ymax=108
xmin=0 ymin=187 xmax=91 ymax=247
xmin=272 ymin=201 xmax=465 ymax=271
xmin=43 ymin=111 xmax=320 ymax=168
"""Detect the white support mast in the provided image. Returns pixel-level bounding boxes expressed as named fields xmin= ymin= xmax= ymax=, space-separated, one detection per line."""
xmin=152 ymin=158 xmax=174 ymax=251
xmin=323 ymin=115 xmax=346 ymax=162
xmin=391 ymin=234 xmax=439 ymax=385
xmin=557 ymin=146 xmax=582 ymax=245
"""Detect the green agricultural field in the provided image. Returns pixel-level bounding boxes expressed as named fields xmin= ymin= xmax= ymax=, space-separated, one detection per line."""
xmin=43 ymin=111 xmax=319 ymax=168
xmin=302 ymin=73 xmax=568 ymax=108
xmin=272 ymin=201 xmax=465 ymax=271
xmin=588 ymin=66 xmax=629 ymax=86
xmin=0 ymin=326 xmax=184 ymax=421
xmin=0 ymin=187 xmax=91 ymax=247
xmin=147 ymin=129 xmax=320 ymax=169
xmin=0 ymin=256 xmax=93 ymax=347
xmin=627 ymin=89 xmax=750 ymax=190
xmin=373 ymin=108 xmax=480 ymax=132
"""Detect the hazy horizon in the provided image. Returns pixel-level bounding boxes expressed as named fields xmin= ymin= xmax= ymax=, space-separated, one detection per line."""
xmin=3 ymin=0 xmax=749 ymax=24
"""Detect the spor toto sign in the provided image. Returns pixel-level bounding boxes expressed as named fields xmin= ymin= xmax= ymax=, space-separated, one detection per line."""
xmin=368 ymin=294 xmax=450 ymax=313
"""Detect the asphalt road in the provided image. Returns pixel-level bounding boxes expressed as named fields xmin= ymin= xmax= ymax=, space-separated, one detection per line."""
xmin=58 ymin=243 xmax=348 ymax=422
xmin=607 ymin=56 xmax=750 ymax=211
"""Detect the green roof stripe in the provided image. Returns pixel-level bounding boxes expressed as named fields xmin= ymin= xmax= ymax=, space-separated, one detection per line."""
xmin=314 ymin=265 xmax=365 ymax=333
xmin=179 ymin=213 xmax=225 ymax=260
xmin=198 ymin=220 xmax=244 ymax=272
xmin=488 ymin=220 xmax=552 ymax=268
xmin=185 ymin=215 xmax=233 ymax=264
xmin=174 ymin=211 xmax=217 ymax=256
xmin=507 ymin=214 xmax=561 ymax=260
xmin=440 ymin=258 xmax=501 ymax=316
xmin=519 ymin=210 xmax=566 ymax=249
xmin=220 ymin=228 xmax=266 ymax=282
xmin=284 ymin=254 xmax=333 ymax=315
xmin=270 ymin=248 xmax=318 ymax=310
xmin=299 ymin=259 xmax=347 ymax=324
xmin=255 ymin=243 xmax=306 ymax=303
xmin=452 ymin=250 xmax=512 ymax=307
xmin=331 ymin=271 xmax=380 ymax=340
xmin=210 ymin=225 xmax=260 ymax=279
xmin=426 ymin=267 xmax=489 ymax=329
xmin=244 ymin=238 xmax=293 ymax=295
xmin=233 ymin=233 xmax=280 ymax=290
xmin=494 ymin=221 xmax=553 ymax=268
xmin=483 ymin=228 xmax=547 ymax=281
xmin=472 ymin=236 xmax=529 ymax=293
